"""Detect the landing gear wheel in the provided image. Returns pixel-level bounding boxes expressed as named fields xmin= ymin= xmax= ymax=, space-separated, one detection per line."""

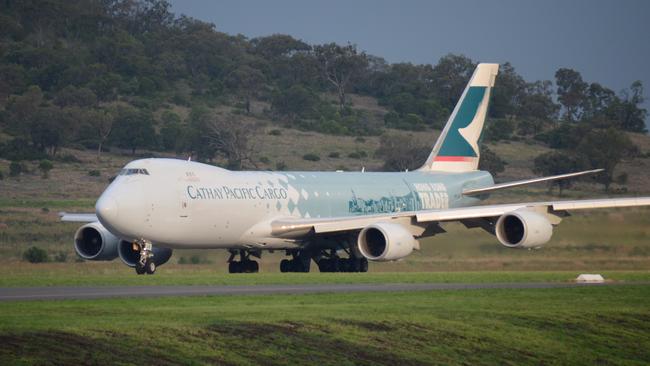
xmin=135 ymin=264 xmax=146 ymax=275
xmin=145 ymin=260 xmax=156 ymax=274
xmin=229 ymin=261 xmax=241 ymax=274
xmin=248 ymin=260 xmax=259 ymax=273
xmin=359 ymin=258 xmax=369 ymax=273
xmin=280 ymin=259 xmax=290 ymax=273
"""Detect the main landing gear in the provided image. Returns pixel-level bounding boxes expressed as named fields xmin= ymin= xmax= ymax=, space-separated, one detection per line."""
xmin=315 ymin=249 xmax=368 ymax=273
xmin=228 ymin=249 xmax=260 ymax=273
xmin=280 ymin=250 xmax=311 ymax=273
xmin=133 ymin=240 xmax=156 ymax=275
xmin=278 ymin=249 xmax=369 ymax=273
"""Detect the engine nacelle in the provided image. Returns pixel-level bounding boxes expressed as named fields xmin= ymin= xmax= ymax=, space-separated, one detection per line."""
xmin=117 ymin=240 xmax=173 ymax=267
xmin=74 ymin=222 xmax=119 ymax=261
xmin=495 ymin=210 xmax=553 ymax=249
xmin=357 ymin=223 xmax=417 ymax=261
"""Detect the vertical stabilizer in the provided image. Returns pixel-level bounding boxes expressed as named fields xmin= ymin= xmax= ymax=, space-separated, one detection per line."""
xmin=418 ymin=63 xmax=499 ymax=172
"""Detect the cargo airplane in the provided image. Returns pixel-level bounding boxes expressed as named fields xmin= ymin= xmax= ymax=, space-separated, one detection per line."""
xmin=62 ymin=63 xmax=650 ymax=274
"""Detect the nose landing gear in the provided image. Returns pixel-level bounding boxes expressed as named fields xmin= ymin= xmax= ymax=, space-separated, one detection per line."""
xmin=133 ymin=240 xmax=156 ymax=275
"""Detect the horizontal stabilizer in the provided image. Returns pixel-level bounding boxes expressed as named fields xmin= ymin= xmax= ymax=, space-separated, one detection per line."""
xmin=462 ymin=169 xmax=604 ymax=196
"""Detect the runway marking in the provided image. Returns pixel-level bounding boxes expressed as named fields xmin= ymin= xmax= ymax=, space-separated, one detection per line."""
xmin=1 ymin=282 xmax=647 ymax=302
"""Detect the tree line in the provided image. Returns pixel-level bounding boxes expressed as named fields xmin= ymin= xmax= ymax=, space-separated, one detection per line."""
xmin=0 ymin=0 xmax=647 ymax=192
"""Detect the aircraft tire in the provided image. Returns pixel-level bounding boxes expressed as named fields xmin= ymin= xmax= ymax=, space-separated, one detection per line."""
xmin=229 ymin=261 xmax=242 ymax=274
xmin=145 ymin=260 xmax=156 ymax=275
xmin=359 ymin=258 xmax=369 ymax=273
xmin=135 ymin=264 xmax=146 ymax=275
xmin=251 ymin=260 xmax=259 ymax=273
xmin=280 ymin=259 xmax=290 ymax=273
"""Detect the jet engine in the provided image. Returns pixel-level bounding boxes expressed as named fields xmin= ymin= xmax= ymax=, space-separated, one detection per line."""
xmin=74 ymin=222 xmax=119 ymax=261
xmin=357 ymin=223 xmax=417 ymax=261
xmin=117 ymin=240 xmax=173 ymax=267
xmin=495 ymin=210 xmax=553 ymax=249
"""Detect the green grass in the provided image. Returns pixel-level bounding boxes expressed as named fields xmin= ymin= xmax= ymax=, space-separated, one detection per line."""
xmin=1 ymin=265 xmax=650 ymax=287
xmin=1 ymin=285 xmax=650 ymax=365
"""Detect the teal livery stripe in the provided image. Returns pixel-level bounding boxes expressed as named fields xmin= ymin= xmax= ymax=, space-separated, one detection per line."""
xmin=437 ymin=86 xmax=486 ymax=157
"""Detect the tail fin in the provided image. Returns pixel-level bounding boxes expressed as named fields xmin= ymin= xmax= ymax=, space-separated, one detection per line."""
xmin=419 ymin=63 xmax=499 ymax=172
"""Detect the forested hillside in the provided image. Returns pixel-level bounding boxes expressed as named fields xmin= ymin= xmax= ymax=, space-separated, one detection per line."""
xmin=0 ymin=0 xmax=647 ymax=192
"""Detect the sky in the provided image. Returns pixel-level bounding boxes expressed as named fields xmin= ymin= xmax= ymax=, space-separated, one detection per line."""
xmin=170 ymin=0 xmax=650 ymax=127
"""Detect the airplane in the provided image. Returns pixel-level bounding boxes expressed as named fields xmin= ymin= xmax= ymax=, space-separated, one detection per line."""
xmin=61 ymin=63 xmax=650 ymax=275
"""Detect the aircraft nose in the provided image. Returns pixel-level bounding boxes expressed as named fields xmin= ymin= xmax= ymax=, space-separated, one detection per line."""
xmin=96 ymin=195 xmax=119 ymax=224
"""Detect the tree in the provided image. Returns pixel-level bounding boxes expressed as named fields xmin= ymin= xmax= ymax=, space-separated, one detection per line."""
xmin=181 ymin=106 xmax=217 ymax=162
xmin=431 ymin=54 xmax=476 ymax=112
xmin=225 ymin=65 xmax=266 ymax=114
xmin=518 ymin=80 xmax=559 ymax=121
xmin=160 ymin=111 xmax=182 ymax=151
xmin=206 ymin=115 xmax=256 ymax=170
xmin=490 ymin=62 xmax=526 ymax=119
xmin=314 ymin=43 xmax=368 ymax=112
xmin=478 ymin=145 xmax=505 ymax=177
xmin=87 ymin=108 xmax=114 ymax=159
xmin=110 ymin=106 xmax=156 ymax=155
xmin=612 ymin=81 xmax=648 ymax=133
xmin=555 ymin=68 xmax=587 ymax=122
xmin=271 ymin=85 xmax=319 ymax=121
xmin=575 ymin=128 xmax=637 ymax=191
xmin=533 ymin=151 xmax=580 ymax=196
xmin=375 ymin=134 xmax=430 ymax=171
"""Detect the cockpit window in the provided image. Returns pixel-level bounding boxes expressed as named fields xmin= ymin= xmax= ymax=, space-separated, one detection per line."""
xmin=119 ymin=168 xmax=150 ymax=176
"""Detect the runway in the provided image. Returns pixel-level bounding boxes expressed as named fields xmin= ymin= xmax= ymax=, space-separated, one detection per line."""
xmin=0 ymin=281 xmax=641 ymax=301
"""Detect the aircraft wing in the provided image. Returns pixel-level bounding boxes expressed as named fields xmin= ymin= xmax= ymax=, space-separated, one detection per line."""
xmin=271 ymin=197 xmax=650 ymax=238
xmin=59 ymin=212 xmax=98 ymax=222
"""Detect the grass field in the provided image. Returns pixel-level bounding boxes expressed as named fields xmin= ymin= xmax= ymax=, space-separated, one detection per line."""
xmin=1 ymin=285 xmax=650 ymax=365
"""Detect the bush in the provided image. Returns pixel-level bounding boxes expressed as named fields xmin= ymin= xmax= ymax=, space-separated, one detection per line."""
xmin=268 ymin=129 xmax=282 ymax=136
xmin=88 ymin=170 xmax=101 ymax=177
xmin=303 ymin=153 xmax=320 ymax=162
xmin=355 ymin=137 xmax=366 ymax=143
xmin=259 ymin=156 xmax=270 ymax=164
xmin=23 ymin=246 xmax=49 ymax=263
xmin=0 ymin=170 xmax=3 ymax=180
xmin=38 ymin=160 xmax=53 ymax=178
xmin=275 ymin=161 xmax=287 ymax=171
xmin=328 ymin=152 xmax=340 ymax=158
xmin=53 ymin=251 xmax=68 ymax=263
xmin=348 ymin=150 xmax=367 ymax=159
xmin=9 ymin=161 xmax=22 ymax=177
xmin=57 ymin=154 xmax=82 ymax=163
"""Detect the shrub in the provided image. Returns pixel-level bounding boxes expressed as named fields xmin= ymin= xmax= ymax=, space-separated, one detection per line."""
xmin=328 ymin=152 xmax=340 ymax=158
xmin=303 ymin=153 xmax=320 ymax=162
xmin=38 ymin=160 xmax=53 ymax=179
xmin=348 ymin=150 xmax=368 ymax=159
xmin=54 ymin=252 xmax=68 ymax=263
xmin=269 ymin=129 xmax=282 ymax=136
xmin=0 ymin=170 xmax=3 ymax=180
xmin=9 ymin=161 xmax=22 ymax=177
xmin=58 ymin=154 xmax=82 ymax=163
xmin=88 ymin=170 xmax=101 ymax=177
xmin=275 ymin=161 xmax=287 ymax=171
xmin=259 ymin=156 xmax=270 ymax=164
xmin=355 ymin=137 xmax=366 ymax=143
xmin=23 ymin=246 xmax=49 ymax=263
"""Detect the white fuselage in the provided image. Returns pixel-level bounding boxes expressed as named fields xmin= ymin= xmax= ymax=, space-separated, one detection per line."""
xmin=95 ymin=159 xmax=493 ymax=250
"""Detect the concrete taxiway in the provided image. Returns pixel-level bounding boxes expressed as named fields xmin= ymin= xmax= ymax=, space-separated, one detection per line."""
xmin=0 ymin=282 xmax=642 ymax=301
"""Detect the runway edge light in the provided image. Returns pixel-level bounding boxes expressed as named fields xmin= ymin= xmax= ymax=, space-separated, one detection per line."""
xmin=576 ymin=274 xmax=605 ymax=283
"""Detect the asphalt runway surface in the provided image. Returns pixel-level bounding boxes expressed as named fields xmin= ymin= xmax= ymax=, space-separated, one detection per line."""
xmin=0 ymin=281 xmax=644 ymax=301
